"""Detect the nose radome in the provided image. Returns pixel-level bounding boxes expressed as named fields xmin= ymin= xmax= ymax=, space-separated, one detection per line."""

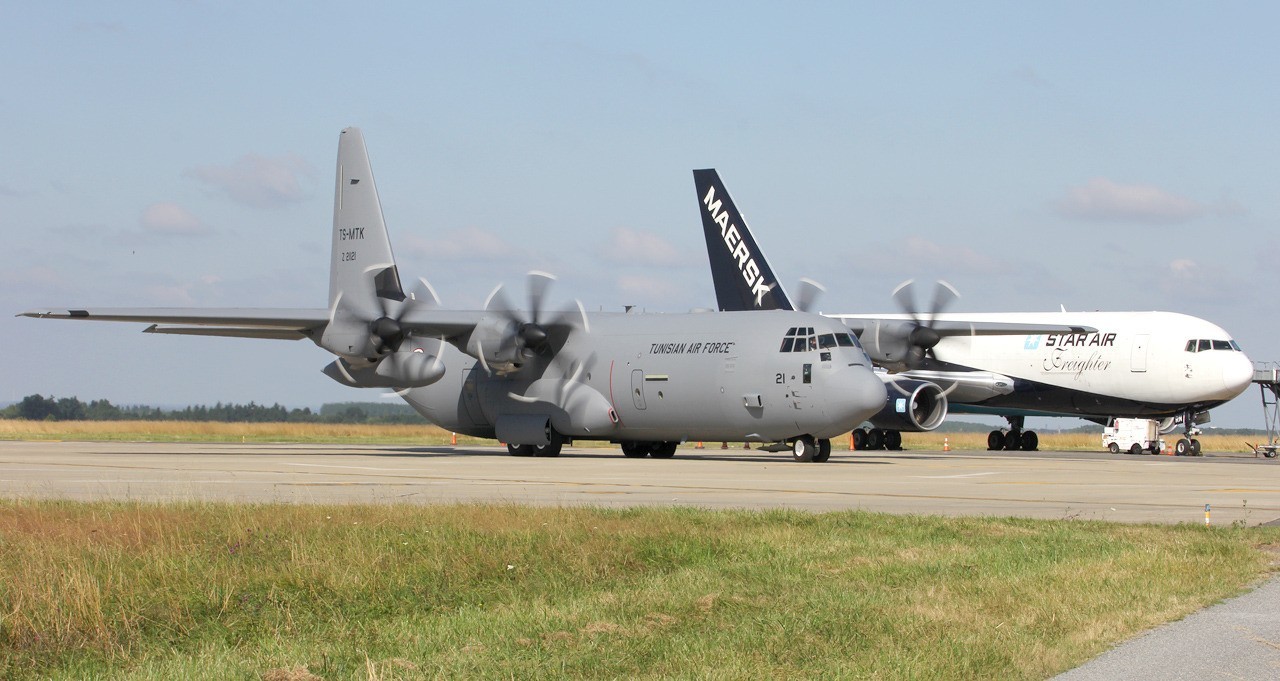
xmin=1222 ymin=353 xmax=1254 ymax=396
xmin=843 ymin=365 xmax=888 ymax=425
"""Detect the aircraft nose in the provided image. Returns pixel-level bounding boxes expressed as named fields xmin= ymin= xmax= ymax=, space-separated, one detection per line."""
xmin=1222 ymin=353 xmax=1254 ymax=396
xmin=836 ymin=365 xmax=889 ymax=427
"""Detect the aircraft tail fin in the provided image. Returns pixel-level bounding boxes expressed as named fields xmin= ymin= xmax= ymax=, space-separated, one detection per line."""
xmin=329 ymin=127 xmax=404 ymax=315
xmin=692 ymin=169 xmax=792 ymax=311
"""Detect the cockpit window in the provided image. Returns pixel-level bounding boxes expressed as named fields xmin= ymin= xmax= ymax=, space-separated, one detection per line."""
xmin=818 ymin=333 xmax=837 ymax=349
xmin=1186 ymin=338 xmax=1243 ymax=353
xmin=836 ymin=333 xmax=855 ymax=347
xmin=779 ymin=327 xmax=816 ymax=353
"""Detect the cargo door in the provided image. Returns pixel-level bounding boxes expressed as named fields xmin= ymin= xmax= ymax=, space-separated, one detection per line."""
xmin=1131 ymin=334 xmax=1149 ymax=373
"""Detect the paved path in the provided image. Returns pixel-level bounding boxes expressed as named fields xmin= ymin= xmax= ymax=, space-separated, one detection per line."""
xmin=2 ymin=440 xmax=1278 ymax=525
xmin=1056 ymin=576 xmax=1280 ymax=680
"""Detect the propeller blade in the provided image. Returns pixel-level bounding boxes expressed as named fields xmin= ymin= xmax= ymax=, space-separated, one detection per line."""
xmin=795 ymin=278 xmax=826 ymax=313
xmin=891 ymin=279 xmax=920 ymax=321
xmin=526 ymin=270 xmax=556 ymax=326
xmin=927 ymin=280 xmax=959 ymax=326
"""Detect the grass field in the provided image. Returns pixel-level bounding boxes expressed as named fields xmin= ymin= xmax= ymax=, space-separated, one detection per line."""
xmin=1 ymin=500 xmax=1276 ymax=680
xmin=0 ymin=419 xmax=1261 ymax=453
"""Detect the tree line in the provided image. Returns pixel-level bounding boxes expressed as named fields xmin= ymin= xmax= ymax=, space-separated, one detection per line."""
xmin=0 ymin=395 xmax=426 ymax=424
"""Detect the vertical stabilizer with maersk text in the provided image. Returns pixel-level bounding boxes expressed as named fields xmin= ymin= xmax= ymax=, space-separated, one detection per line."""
xmin=693 ymin=169 xmax=792 ymax=312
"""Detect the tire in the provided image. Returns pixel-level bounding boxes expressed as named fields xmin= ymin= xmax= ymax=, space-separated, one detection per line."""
xmin=1265 ymin=449 xmax=1278 ymax=459
xmin=1021 ymin=431 xmax=1039 ymax=452
xmin=507 ymin=443 xmax=535 ymax=457
xmin=1108 ymin=442 xmax=1119 ymax=454
xmin=533 ymin=429 xmax=563 ymax=457
xmin=793 ymin=436 xmax=816 ymax=462
xmin=884 ymin=430 xmax=903 ymax=451
xmin=1129 ymin=443 xmax=1142 ymax=456
xmin=866 ymin=429 xmax=885 ymax=451
xmin=851 ymin=429 xmax=867 ymax=450
xmin=1190 ymin=439 xmax=1202 ymax=457
xmin=1174 ymin=438 xmax=1190 ymax=456
xmin=1004 ymin=431 xmax=1022 ymax=451
xmin=987 ymin=430 xmax=1004 ymax=451
xmin=814 ymin=438 xmax=832 ymax=462
xmin=650 ymin=441 xmax=677 ymax=459
xmin=1150 ymin=443 xmax=1161 ymax=455
xmin=621 ymin=442 xmax=648 ymax=458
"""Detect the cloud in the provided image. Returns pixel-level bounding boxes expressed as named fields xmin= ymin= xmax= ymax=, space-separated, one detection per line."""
xmin=1054 ymin=178 xmax=1203 ymax=224
xmin=616 ymin=274 xmax=686 ymax=301
xmin=185 ymin=153 xmax=314 ymax=209
xmin=399 ymin=226 xmax=518 ymax=261
xmin=599 ymin=227 xmax=686 ymax=267
xmin=139 ymin=202 xmax=211 ymax=236
xmin=901 ymin=235 xmax=998 ymax=273
xmin=1157 ymin=258 xmax=1237 ymax=304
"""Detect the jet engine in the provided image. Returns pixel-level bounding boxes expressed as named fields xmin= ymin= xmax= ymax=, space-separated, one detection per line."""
xmin=868 ymin=376 xmax=948 ymax=432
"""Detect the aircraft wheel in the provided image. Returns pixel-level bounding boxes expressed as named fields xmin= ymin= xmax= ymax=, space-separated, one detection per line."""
xmin=851 ymin=429 xmax=868 ymax=450
xmin=1174 ymin=438 xmax=1190 ymax=456
xmin=884 ymin=430 xmax=903 ymax=451
xmin=1150 ymin=443 xmax=1161 ymax=455
xmin=1021 ymin=431 xmax=1038 ymax=451
xmin=507 ymin=443 xmax=535 ymax=457
xmin=792 ymin=436 xmax=816 ymax=462
xmin=987 ymin=430 xmax=1004 ymax=451
xmin=621 ymin=442 xmax=648 ymax=458
xmin=1004 ymin=431 xmax=1022 ymax=451
xmin=1129 ymin=443 xmax=1143 ymax=456
xmin=866 ymin=429 xmax=885 ymax=451
xmin=650 ymin=441 xmax=678 ymax=459
xmin=814 ymin=438 xmax=832 ymax=462
xmin=1190 ymin=439 xmax=1202 ymax=457
xmin=533 ymin=430 xmax=563 ymax=457
xmin=1108 ymin=442 xmax=1120 ymax=454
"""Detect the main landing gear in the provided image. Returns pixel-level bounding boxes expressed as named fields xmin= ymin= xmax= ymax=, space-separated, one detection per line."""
xmin=851 ymin=427 xmax=903 ymax=451
xmin=507 ymin=427 xmax=566 ymax=457
xmin=619 ymin=441 xmax=679 ymax=458
xmin=1172 ymin=408 xmax=1203 ymax=457
xmin=987 ymin=416 xmax=1039 ymax=452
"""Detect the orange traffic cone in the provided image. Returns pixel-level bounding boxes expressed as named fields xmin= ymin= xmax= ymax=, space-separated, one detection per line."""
xmin=943 ymin=437 xmax=950 ymax=452
xmin=696 ymin=441 xmax=704 ymax=449
xmin=451 ymin=432 xmax=457 ymax=445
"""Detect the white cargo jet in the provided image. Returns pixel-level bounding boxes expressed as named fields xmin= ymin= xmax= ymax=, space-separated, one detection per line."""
xmin=694 ymin=169 xmax=1254 ymax=456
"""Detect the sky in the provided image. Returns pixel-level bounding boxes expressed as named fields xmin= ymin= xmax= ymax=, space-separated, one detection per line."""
xmin=3 ymin=3 xmax=1278 ymax=429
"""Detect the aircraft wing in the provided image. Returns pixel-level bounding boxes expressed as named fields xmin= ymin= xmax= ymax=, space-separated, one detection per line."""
xmin=838 ymin=316 xmax=1095 ymax=337
xmin=19 ymin=307 xmax=491 ymax=343
xmin=19 ymin=308 xmax=332 ymax=341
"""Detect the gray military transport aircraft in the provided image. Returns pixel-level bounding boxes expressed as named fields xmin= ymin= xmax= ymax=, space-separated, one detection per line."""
xmin=20 ymin=128 xmax=888 ymax=462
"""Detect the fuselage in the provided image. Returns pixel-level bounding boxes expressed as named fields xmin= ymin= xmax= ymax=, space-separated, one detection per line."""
xmin=402 ymin=310 xmax=887 ymax=442
xmin=836 ymin=310 xmax=1253 ymax=419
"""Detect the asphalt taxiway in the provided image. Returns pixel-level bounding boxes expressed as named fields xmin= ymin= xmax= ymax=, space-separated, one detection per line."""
xmin=2 ymin=440 xmax=1278 ymax=525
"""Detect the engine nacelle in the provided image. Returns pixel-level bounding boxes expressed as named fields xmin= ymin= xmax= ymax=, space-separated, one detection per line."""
xmin=869 ymin=377 xmax=948 ymax=432
xmin=464 ymin=315 xmax=526 ymax=374
xmin=323 ymin=351 xmax=445 ymax=389
xmin=855 ymin=319 xmax=917 ymax=371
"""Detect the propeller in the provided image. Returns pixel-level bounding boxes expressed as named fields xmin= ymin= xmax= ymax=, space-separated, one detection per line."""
xmin=795 ymin=278 xmax=826 ymax=313
xmin=891 ymin=279 xmax=959 ymax=369
xmin=475 ymin=271 xmax=590 ymax=374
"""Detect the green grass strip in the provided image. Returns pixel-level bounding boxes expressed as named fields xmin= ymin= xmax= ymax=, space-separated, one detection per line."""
xmin=1 ymin=500 xmax=1275 ymax=679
